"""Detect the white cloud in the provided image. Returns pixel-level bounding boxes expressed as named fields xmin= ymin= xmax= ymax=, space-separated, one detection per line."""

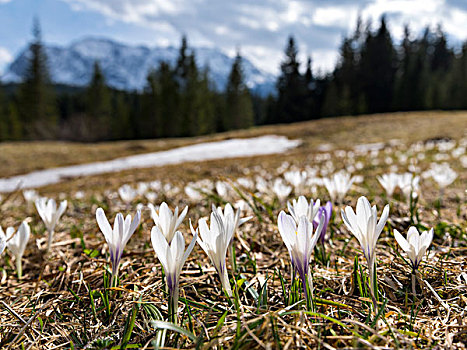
xmin=0 ymin=47 xmax=13 ymax=74
xmin=312 ymin=6 xmax=359 ymax=28
xmin=60 ymin=0 xmax=467 ymax=75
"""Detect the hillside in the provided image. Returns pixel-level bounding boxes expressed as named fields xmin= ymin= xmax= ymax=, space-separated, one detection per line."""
xmin=0 ymin=110 xmax=465 ymax=349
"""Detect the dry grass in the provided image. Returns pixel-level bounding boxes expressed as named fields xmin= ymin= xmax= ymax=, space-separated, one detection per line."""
xmin=1 ymin=110 xmax=466 ymax=178
xmin=0 ymin=111 xmax=466 ymax=349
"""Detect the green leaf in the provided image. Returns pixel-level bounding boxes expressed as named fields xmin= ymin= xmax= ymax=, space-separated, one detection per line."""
xmin=121 ymin=302 xmax=139 ymax=350
xmin=150 ymin=320 xmax=196 ymax=342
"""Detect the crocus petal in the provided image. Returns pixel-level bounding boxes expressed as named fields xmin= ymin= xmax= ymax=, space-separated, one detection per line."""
xmin=182 ymin=230 xmax=198 ymax=265
xmin=0 ymin=227 xmax=5 ymax=255
xmin=394 ymin=229 xmax=410 ymax=252
xmin=96 ymin=208 xmax=113 ymax=245
xmin=376 ymin=204 xmax=390 ymax=236
xmin=311 ymin=212 xmax=325 ymax=250
xmin=175 ymin=206 xmax=189 ymax=229
xmin=151 ymin=226 xmax=170 ymax=270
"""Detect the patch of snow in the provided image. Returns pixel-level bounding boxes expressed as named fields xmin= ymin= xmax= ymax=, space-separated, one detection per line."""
xmin=0 ymin=135 xmax=300 ymax=193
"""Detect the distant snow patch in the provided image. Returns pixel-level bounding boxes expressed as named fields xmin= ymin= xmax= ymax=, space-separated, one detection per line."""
xmin=0 ymin=135 xmax=300 ymax=192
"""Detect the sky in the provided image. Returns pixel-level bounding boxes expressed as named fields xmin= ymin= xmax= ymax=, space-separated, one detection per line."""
xmin=1 ymin=0 xmax=467 ymax=75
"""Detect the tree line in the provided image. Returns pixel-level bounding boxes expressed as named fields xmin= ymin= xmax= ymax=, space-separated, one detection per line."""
xmin=1 ymin=17 xmax=466 ymax=142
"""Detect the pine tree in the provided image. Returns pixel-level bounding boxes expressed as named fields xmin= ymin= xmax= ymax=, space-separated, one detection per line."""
xmin=274 ymin=36 xmax=308 ymax=123
xmin=85 ymin=61 xmax=112 ymax=140
xmin=141 ymin=70 xmax=162 ymax=139
xmin=426 ymin=26 xmax=453 ymax=109
xmin=360 ymin=16 xmax=396 ymax=113
xmin=394 ymin=25 xmax=414 ymax=111
xmin=224 ymin=52 xmax=254 ymax=130
xmin=175 ymin=36 xmax=199 ymax=136
xmin=157 ymin=62 xmax=180 ymax=137
xmin=111 ymin=92 xmax=132 ymax=140
xmin=304 ymin=56 xmax=317 ymax=119
xmin=196 ymin=68 xmax=216 ymax=135
xmin=449 ymin=42 xmax=467 ymax=109
xmin=0 ymin=83 xmax=7 ymax=141
xmin=17 ymin=18 xmax=57 ymax=139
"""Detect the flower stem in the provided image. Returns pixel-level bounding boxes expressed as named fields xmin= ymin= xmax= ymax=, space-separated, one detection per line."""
xmin=411 ymin=270 xmax=417 ymax=297
xmin=221 ymin=267 xmax=232 ymax=298
xmin=229 ymin=243 xmax=237 ymax=272
xmin=368 ymin=259 xmax=378 ymax=315
xmin=16 ymin=256 xmax=22 ymax=278
xmin=46 ymin=230 xmax=54 ymax=254
xmin=169 ymin=281 xmax=180 ymax=324
xmin=111 ymin=264 xmax=119 ymax=288
xmin=306 ymin=270 xmax=315 ymax=312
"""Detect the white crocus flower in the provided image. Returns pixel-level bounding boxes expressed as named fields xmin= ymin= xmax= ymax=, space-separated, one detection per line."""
xmin=191 ymin=209 xmax=235 ymax=297
xmin=213 ymin=203 xmax=252 ymax=239
xmin=184 ymin=185 xmax=203 ymax=201
xmin=145 ymin=191 xmax=158 ymax=203
xmin=0 ymin=227 xmax=6 ymax=256
xmin=284 ymin=170 xmax=308 ymax=193
xmin=35 ymin=197 xmax=67 ymax=252
xmin=118 ymin=184 xmax=137 ymax=204
xmin=255 ymin=176 xmax=269 ymax=194
xmin=151 ymin=227 xmax=197 ymax=322
xmin=323 ymin=171 xmax=355 ymax=203
xmin=136 ymin=182 xmax=149 ymax=196
xmin=5 ymin=221 xmax=30 ymax=277
xmin=23 ymin=189 xmax=39 ymax=203
xmin=287 ymin=196 xmax=321 ymax=224
xmin=150 ymin=180 xmax=162 ymax=191
xmin=273 ymin=178 xmax=292 ymax=202
xmin=236 ymin=177 xmax=254 ymax=190
xmin=398 ymin=173 xmax=420 ymax=200
xmin=394 ymin=227 xmax=434 ymax=271
xmin=213 ymin=203 xmax=252 ymax=268
xmin=341 ymin=196 xmax=389 ymax=296
xmin=430 ymin=163 xmax=457 ymax=188
xmin=96 ymin=208 xmax=141 ymax=286
xmin=148 ymin=202 xmax=188 ymax=243
xmin=215 ymin=181 xmax=229 ymax=198
xmin=377 ymin=173 xmax=399 ymax=197
xmin=278 ymin=211 xmax=324 ymax=300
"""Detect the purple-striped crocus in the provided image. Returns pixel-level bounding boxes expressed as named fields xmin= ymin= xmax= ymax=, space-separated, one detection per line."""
xmin=151 ymin=227 xmax=197 ymax=322
xmin=191 ymin=208 xmax=235 ymax=297
xmin=96 ymin=207 xmax=141 ymax=286
xmin=313 ymin=201 xmax=332 ymax=244
xmin=35 ymin=197 xmax=67 ymax=253
xmin=287 ymin=196 xmax=320 ymax=224
xmin=278 ymin=211 xmax=324 ymax=300
xmin=394 ymin=227 xmax=433 ymax=271
xmin=341 ymin=196 xmax=389 ymax=295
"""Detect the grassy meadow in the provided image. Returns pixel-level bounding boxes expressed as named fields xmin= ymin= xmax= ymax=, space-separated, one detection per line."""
xmin=0 ymin=111 xmax=466 ymax=349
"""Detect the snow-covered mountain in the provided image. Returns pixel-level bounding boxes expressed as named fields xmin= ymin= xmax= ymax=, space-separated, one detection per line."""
xmin=2 ymin=37 xmax=276 ymax=95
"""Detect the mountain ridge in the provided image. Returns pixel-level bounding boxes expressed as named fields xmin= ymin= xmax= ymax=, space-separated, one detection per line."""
xmin=2 ymin=37 xmax=276 ymax=95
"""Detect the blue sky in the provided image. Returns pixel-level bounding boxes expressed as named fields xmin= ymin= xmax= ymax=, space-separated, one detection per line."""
xmin=1 ymin=0 xmax=467 ymax=75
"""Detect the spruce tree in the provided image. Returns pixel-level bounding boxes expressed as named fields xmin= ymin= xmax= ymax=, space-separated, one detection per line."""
xmin=275 ymin=36 xmax=308 ymax=123
xmin=17 ymin=18 xmax=57 ymax=139
xmin=0 ymin=83 xmax=6 ymax=141
xmin=394 ymin=25 xmax=414 ymax=111
xmin=196 ymin=67 xmax=216 ymax=135
xmin=224 ymin=52 xmax=254 ymax=130
xmin=141 ymin=70 xmax=162 ymax=139
xmin=85 ymin=61 xmax=112 ymax=140
xmin=360 ymin=16 xmax=396 ymax=113
xmin=304 ymin=56 xmax=317 ymax=119
xmin=157 ymin=62 xmax=180 ymax=137
xmin=175 ymin=36 xmax=198 ymax=136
